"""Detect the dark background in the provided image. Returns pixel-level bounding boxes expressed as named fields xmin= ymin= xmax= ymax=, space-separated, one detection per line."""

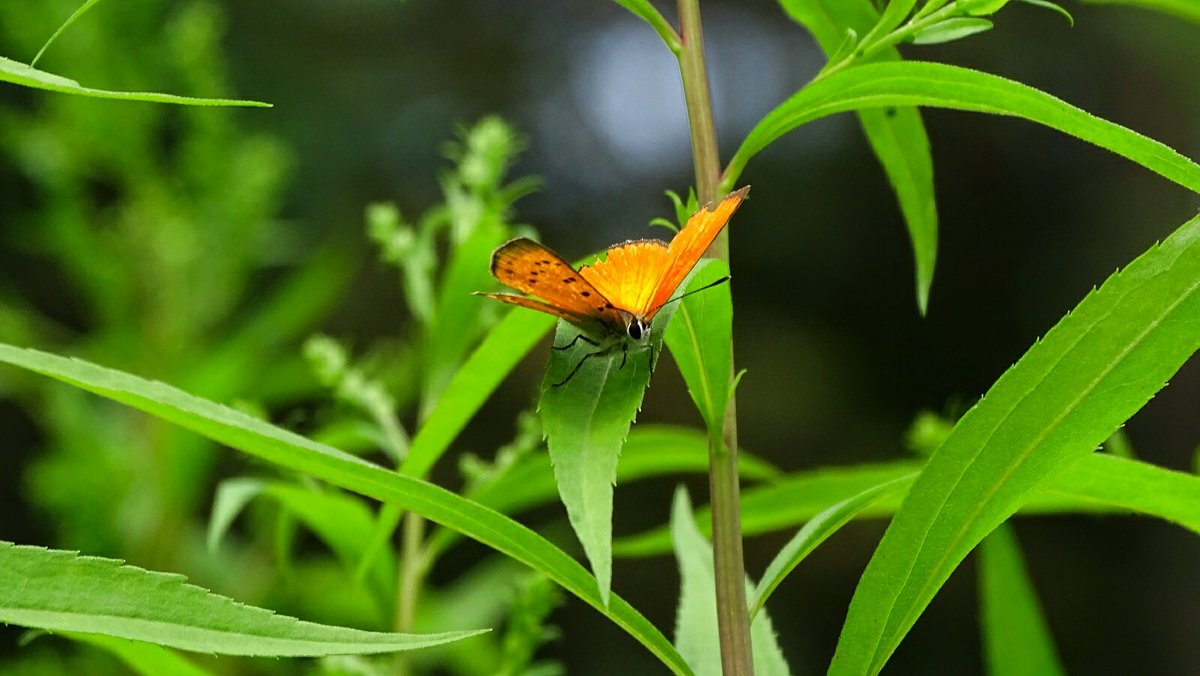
xmin=3 ymin=0 xmax=1199 ymax=673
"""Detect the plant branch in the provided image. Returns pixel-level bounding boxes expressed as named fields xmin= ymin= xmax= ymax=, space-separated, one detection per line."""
xmin=675 ymin=0 xmax=753 ymax=673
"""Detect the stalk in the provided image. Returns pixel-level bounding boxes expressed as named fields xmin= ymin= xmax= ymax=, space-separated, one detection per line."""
xmin=676 ymin=0 xmax=753 ymax=672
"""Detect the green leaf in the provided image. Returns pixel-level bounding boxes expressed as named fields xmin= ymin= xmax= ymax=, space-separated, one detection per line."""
xmin=0 ymin=344 xmax=690 ymax=674
xmin=830 ymin=212 xmax=1200 ymax=675
xmin=401 ymin=307 xmax=555 ymax=479
xmin=0 ymin=542 xmax=483 ymax=656
xmin=207 ymin=477 xmax=267 ymax=552
xmin=61 ymin=633 xmax=213 ymax=676
xmin=664 ymin=260 xmax=733 ymax=439
xmin=670 ymin=488 xmax=791 ymax=676
xmin=615 ymin=449 xmax=1200 ymax=557
xmin=775 ymin=0 xmax=939 ymax=312
xmin=0 ymin=55 xmax=269 ymax=107
xmin=960 ymin=0 xmax=1013 ymax=16
xmin=425 ymin=425 xmax=780 ymax=561
xmin=31 ymin=0 xmax=108 ymax=67
xmin=909 ymin=17 xmax=994 ymax=44
xmin=1018 ymin=0 xmax=1075 ymax=25
xmin=211 ymin=480 xmax=396 ymax=604
xmin=615 ymin=462 xmax=921 ymax=558
xmin=538 ymin=297 xmax=678 ymax=606
xmin=726 ymin=61 xmax=1200 ymax=197
xmin=423 ymin=215 xmax=509 ymax=413
xmin=1080 ymin=0 xmax=1200 ymax=24
xmin=979 ymin=524 xmax=1066 ymax=676
xmin=749 ymin=474 xmax=915 ymax=621
xmin=610 ymin=0 xmax=683 ymax=53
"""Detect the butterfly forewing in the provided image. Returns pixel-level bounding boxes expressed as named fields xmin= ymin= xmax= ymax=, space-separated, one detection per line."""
xmin=578 ymin=239 xmax=670 ymax=318
xmin=645 ymin=186 xmax=749 ymax=317
xmin=487 ymin=238 xmax=626 ymax=335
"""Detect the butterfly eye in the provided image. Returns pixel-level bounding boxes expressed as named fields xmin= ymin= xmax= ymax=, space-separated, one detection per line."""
xmin=626 ymin=318 xmax=648 ymax=341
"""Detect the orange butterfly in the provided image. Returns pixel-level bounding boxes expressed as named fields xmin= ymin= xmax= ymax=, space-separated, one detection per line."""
xmin=477 ymin=186 xmax=749 ymax=385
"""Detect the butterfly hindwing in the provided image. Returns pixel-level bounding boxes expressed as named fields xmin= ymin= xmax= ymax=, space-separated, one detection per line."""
xmin=486 ymin=238 xmax=626 ymax=335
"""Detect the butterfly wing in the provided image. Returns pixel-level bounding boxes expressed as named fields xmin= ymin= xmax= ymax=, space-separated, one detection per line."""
xmin=577 ymin=239 xmax=671 ymax=316
xmin=643 ymin=186 xmax=749 ymax=318
xmin=482 ymin=237 xmax=626 ymax=336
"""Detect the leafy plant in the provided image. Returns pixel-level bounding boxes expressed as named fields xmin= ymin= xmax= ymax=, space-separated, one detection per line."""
xmin=2 ymin=0 xmax=1199 ymax=674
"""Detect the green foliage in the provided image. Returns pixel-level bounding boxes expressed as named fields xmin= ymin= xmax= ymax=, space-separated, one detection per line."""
xmin=0 ymin=542 xmax=484 ymax=656
xmin=664 ymin=261 xmax=733 ymax=440
xmin=0 ymin=343 xmax=692 ymax=674
xmin=538 ymin=298 xmax=678 ymax=605
xmin=4 ymin=0 xmax=1200 ymax=672
xmin=831 ymin=212 xmax=1200 ymax=674
xmin=778 ymin=0 xmax=938 ymax=312
xmin=979 ymin=525 xmax=1066 ymax=676
xmin=670 ymin=488 xmax=790 ymax=676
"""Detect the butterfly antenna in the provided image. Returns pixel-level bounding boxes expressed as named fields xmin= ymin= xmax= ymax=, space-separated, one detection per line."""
xmin=654 ymin=275 xmax=731 ymax=312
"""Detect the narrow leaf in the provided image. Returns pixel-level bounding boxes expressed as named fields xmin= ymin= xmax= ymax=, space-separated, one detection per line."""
xmin=727 ymin=61 xmax=1200 ymax=196
xmin=611 ymin=0 xmax=682 ymax=52
xmin=671 ymin=488 xmax=791 ymax=676
xmin=401 ymin=307 xmax=555 ymax=479
xmin=0 ymin=344 xmax=690 ymax=674
xmin=749 ymin=474 xmax=915 ymax=620
xmin=0 ymin=56 xmax=269 ymax=107
xmin=909 ymin=17 xmax=994 ymax=44
xmin=831 ymin=212 xmax=1200 ymax=675
xmin=664 ymin=260 xmax=733 ymax=439
xmin=61 ymin=633 xmax=213 ymax=676
xmin=31 ymin=0 xmax=108 ymax=67
xmin=0 ymin=542 xmax=482 ymax=656
xmin=1081 ymin=0 xmax=1200 ymax=24
xmin=426 ymin=425 xmax=779 ymax=560
xmin=775 ymin=0 xmax=938 ymax=311
xmin=979 ymin=524 xmax=1066 ymax=676
xmin=616 ymin=447 xmax=1200 ymax=557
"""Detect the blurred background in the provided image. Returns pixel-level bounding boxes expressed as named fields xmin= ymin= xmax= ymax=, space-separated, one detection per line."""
xmin=1 ymin=0 xmax=1198 ymax=673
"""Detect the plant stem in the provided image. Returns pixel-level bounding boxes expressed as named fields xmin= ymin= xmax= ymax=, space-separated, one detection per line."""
xmin=394 ymin=511 xmax=425 ymax=675
xmin=676 ymin=0 xmax=753 ymax=673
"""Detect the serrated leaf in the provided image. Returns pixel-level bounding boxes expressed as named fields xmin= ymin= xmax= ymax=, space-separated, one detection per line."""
xmin=726 ymin=61 xmax=1200 ymax=197
xmin=776 ymin=0 xmax=938 ymax=312
xmin=830 ymin=213 xmax=1200 ymax=675
xmin=671 ymin=488 xmax=791 ymax=676
xmin=0 ymin=542 xmax=482 ymax=656
xmin=664 ymin=260 xmax=733 ymax=439
xmin=538 ymin=298 xmax=678 ymax=606
xmin=979 ymin=524 xmax=1066 ymax=676
xmin=910 ymin=17 xmax=994 ymax=44
xmin=749 ymin=474 xmax=915 ymax=620
xmin=0 ymin=56 xmax=269 ymax=107
xmin=0 ymin=344 xmax=690 ymax=673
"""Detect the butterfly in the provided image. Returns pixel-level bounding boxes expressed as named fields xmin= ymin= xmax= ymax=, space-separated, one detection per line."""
xmin=477 ymin=186 xmax=749 ymax=386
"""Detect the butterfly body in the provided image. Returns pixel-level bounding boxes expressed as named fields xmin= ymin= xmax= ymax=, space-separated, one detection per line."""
xmin=476 ymin=186 xmax=749 ymax=385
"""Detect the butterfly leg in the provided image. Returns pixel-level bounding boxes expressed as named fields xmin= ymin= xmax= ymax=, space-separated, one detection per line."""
xmin=552 ymin=346 xmax=610 ymax=388
xmin=553 ymin=333 xmax=600 ymax=351
xmin=618 ymin=342 xmax=628 ymax=370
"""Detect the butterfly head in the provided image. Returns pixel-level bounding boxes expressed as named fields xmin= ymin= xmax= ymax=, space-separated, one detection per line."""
xmin=619 ymin=310 xmax=651 ymax=343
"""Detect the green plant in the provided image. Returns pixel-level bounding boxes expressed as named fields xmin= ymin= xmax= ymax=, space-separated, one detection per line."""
xmin=2 ymin=0 xmax=1199 ymax=674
